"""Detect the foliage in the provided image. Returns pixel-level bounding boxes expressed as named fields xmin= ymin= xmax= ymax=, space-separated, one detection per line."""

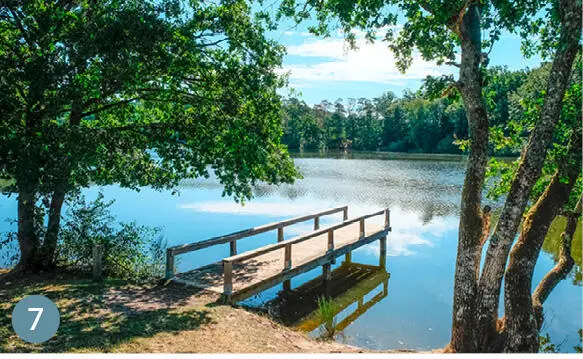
xmin=58 ymin=193 xmax=165 ymax=281
xmin=282 ymin=66 xmax=534 ymax=155
xmin=485 ymin=55 xmax=582 ymax=210
xmin=316 ymin=295 xmax=338 ymax=340
xmin=0 ymin=0 xmax=300 ymax=267
xmin=538 ymin=333 xmax=559 ymax=353
xmin=575 ymin=329 xmax=583 ymax=353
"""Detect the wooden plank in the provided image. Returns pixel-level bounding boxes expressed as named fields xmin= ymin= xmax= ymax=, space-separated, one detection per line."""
xmin=169 ymin=205 xmax=348 ymax=255
xmin=224 ymin=261 xmax=233 ymax=295
xmin=224 ymin=209 xmax=386 ymax=264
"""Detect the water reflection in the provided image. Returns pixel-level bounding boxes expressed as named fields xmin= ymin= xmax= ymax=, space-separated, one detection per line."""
xmin=266 ymin=261 xmax=390 ymax=338
xmin=179 ymin=158 xmax=468 ymax=219
xmin=542 ymin=216 xmax=582 ymax=285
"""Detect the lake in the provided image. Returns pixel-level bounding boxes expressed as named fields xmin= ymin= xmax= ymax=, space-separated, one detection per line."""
xmin=0 ymin=153 xmax=581 ymax=352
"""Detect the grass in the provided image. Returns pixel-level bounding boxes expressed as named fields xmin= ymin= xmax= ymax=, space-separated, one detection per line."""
xmin=316 ymin=296 xmax=338 ymax=340
xmin=0 ymin=273 xmax=212 ymax=353
xmin=0 ymin=269 xmax=358 ymax=353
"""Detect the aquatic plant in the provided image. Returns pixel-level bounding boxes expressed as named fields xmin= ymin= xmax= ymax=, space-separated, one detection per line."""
xmin=316 ymin=296 xmax=338 ymax=340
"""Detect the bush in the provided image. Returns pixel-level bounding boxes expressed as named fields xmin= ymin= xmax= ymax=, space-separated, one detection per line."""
xmin=58 ymin=192 xmax=166 ymax=282
xmin=386 ymin=140 xmax=408 ymax=152
xmin=435 ymin=135 xmax=461 ymax=154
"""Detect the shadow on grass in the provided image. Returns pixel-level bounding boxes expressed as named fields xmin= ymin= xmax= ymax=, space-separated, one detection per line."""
xmin=0 ymin=276 xmax=213 ymax=353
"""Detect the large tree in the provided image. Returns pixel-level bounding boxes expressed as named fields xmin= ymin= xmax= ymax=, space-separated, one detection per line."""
xmin=278 ymin=0 xmax=581 ymax=352
xmin=0 ymin=0 xmax=299 ymax=271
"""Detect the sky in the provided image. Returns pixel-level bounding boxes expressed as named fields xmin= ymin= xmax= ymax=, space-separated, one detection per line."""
xmin=263 ymin=9 xmax=544 ymax=105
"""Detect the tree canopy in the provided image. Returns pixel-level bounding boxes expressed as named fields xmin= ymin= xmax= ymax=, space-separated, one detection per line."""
xmin=0 ymin=0 xmax=299 ymax=269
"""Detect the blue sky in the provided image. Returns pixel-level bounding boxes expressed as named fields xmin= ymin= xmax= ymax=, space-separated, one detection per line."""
xmin=264 ymin=12 xmax=543 ymax=105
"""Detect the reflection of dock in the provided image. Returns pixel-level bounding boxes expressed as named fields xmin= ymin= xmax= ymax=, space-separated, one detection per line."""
xmin=267 ymin=262 xmax=390 ymax=332
xmin=165 ymin=206 xmax=391 ymax=303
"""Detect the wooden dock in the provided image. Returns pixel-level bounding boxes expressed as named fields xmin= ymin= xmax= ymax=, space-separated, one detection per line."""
xmin=166 ymin=205 xmax=391 ymax=303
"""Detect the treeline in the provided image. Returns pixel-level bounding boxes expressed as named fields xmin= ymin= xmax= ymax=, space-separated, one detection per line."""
xmin=282 ymin=66 xmax=528 ymax=155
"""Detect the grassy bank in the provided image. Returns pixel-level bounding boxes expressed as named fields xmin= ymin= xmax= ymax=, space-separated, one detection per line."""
xmin=0 ymin=270 xmax=362 ymax=353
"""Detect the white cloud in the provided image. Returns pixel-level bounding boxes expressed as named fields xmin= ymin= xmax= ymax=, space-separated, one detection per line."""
xmin=178 ymin=201 xmax=342 ymax=218
xmin=283 ymin=37 xmax=452 ymax=84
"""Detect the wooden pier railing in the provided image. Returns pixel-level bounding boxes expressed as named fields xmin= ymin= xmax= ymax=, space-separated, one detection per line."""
xmin=165 ymin=205 xmax=349 ymax=279
xmin=221 ymin=208 xmax=390 ymax=295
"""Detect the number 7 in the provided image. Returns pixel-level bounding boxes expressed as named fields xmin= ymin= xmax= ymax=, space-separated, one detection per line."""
xmin=28 ymin=308 xmax=43 ymax=331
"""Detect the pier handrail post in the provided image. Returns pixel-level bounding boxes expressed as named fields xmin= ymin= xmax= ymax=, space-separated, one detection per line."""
xmin=384 ymin=208 xmax=390 ymax=230
xmin=165 ymin=249 xmax=175 ymax=279
xmin=277 ymin=227 xmax=284 ymax=242
xmin=314 ymin=216 xmax=320 ymax=230
xmin=327 ymin=229 xmax=334 ymax=251
xmin=284 ymin=243 xmax=292 ymax=270
xmin=343 ymin=207 xmax=348 ymax=221
xmin=359 ymin=218 xmax=365 ymax=238
xmin=230 ymin=240 xmax=237 ymax=256
xmin=223 ymin=260 xmax=233 ymax=295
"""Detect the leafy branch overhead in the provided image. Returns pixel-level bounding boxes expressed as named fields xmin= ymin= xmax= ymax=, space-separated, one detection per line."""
xmin=0 ymin=0 xmax=299 ymax=201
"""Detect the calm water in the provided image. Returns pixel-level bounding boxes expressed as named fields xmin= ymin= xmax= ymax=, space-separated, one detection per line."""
xmin=0 ymin=154 xmax=581 ymax=351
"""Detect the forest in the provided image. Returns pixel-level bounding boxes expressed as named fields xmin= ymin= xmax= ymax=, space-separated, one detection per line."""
xmin=282 ymin=65 xmax=539 ymax=155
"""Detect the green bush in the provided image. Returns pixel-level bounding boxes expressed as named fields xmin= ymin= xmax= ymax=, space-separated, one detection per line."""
xmin=58 ymin=192 xmax=165 ymax=282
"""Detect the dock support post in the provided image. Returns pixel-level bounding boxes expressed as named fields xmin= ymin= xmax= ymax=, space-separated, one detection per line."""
xmin=345 ymin=252 xmax=352 ymax=264
xmin=284 ymin=244 xmax=292 ymax=269
xmin=283 ymin=279 xmax=291 ymax=292
xmin=278 ymin=227 xmax=284 ymax=242
xmin=314 ymin=216 xmax=320 ymax=230
xmin=230 ymin=240 xmax=237 ymax=256
xmin=359 ymin=218 xmax=365 ymax=238
xmin=379 ymin=235 xmax=387 ymax=268
xmin=322 ymin=263 xmax=332 ymax=283
xmin=224 ymin=261 xmax=233 ymax=297
xmin=165 ymin=249 xmax=175 ymax=279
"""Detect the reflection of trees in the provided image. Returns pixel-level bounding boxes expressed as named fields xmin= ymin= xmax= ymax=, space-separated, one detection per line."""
xmin=542 ymin=217 xmax=582 ymax=286
xmin=249 ymin=159 xmax=465 ymax=218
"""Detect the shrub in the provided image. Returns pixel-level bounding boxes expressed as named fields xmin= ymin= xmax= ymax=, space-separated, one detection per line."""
xmin=57 ymin=192 xmax=165 ymax=282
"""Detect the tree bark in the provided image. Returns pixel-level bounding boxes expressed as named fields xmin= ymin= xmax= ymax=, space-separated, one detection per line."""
xmin=449 ymin=3 xmax=490 ymax=352
xmin=16 ymin=187 xmax=39 ymax=270
xmin=503 ymin=132 xmax=582 ymax=352
xmin=39 ymin=188 xmax=66 ymax=268
xmin=475 ymin=0 xmax=582 ymax=349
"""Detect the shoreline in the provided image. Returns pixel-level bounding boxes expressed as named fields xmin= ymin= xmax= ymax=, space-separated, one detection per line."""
xmin=0 ymin=269 xmax=380 ymax=353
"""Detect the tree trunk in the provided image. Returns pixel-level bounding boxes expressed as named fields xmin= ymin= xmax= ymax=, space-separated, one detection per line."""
xmin=39 ymin=188 xmax=66 ymax=268
xmin=475 ymin=0 xmax=582 ymax=349
xmin=16 ymin=187 xmax=40 ymax=270
xmin=449 ymin=3 xmax=490 ymax=352
xmin=503 ymin=132 xmax=582 ymax=352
